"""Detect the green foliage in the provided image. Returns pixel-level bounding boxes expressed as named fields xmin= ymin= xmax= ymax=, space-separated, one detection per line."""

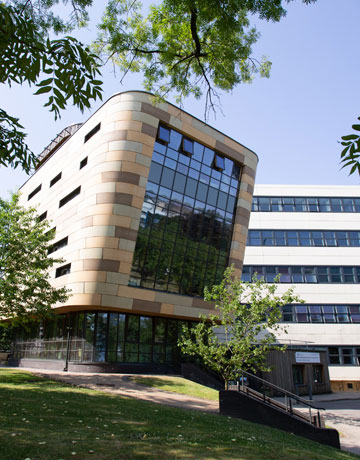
xmin=340 ymin=116 xmax=360 ymax=175
xmin=0 ymin=193 xmax=69 ymax=325
xmin=0 ymin=2 xmax=103 ymax=173
xmin=0 ymin=323 xmax=15 ymax=351
xmin=178 ymin=266 xmax=302 ymax=389
xmin=95 ymin=0 xmax=315 ymax=115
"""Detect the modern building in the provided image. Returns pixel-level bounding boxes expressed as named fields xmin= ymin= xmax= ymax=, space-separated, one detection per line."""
xmin=15 ymin=91 xmax=257 ymax=372
xmin=243 ymin=184 xmax=360 ymax=391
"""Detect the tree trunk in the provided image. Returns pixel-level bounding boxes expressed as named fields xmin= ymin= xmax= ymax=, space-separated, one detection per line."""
xmin=224 ymin=380 xmax=229 ymax=390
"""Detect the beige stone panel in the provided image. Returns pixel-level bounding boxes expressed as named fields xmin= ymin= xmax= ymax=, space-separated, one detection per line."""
xmin=127 ymin=130 xmax=155 ymax=147
xmin=131 ymin=196 xmax=144 ymax=209
xmin=84 ymin=182 xmax=116 ymax=197
xmin=119 ymin=261 xmax=132 ymax=274
xmin=70 ymin=260 xmax=83 ymax=272
xmin=106 ymin=151 xmax=136 ymax=163
xmin=101 ymin=295 xmax=133 ymax=309
xmin=114 ymin=120 xmax=142 ymax=132
xmin=79 ymin=247 xmax=103 ymax=260
xmin=132 ymin=111 xmax=159 ymax=128
xmin=180 ymin=122 xmax=216 ymax=148
xmin=68 ymin=271 xmax=107 ymax=283
xmin=103 ymin=248 xmax=133 ymax=263
xmin=243 ymin=154 xmax=259 ymax=170
xmin=237 ymin=197 xmax=252 ymax=212
xmin=85 ymin=282 xmax=118 ymax=296
xmin=173 ymin=305 xmax=207 ymax=319
xmin=233 ymin=268 xmax=242 ymax=279
xmin=109 ymin=140 xmax=143 ymax=154
xmin=139 ymin=176 xmax=148 ymax=188
xmin=85 ymin=236 xmax=119 ymax=250
xmin=130 ymin=217 xmax=140 ymax=231
xmin=238 ymin=190 xmax=253 ymax=203
xmin=241 ymin=174 xmax=255 ymax=187
xmin=81 ymin=225 xmax=116 ymax=238
xmin=231 ymin=240 xmax=240 ymax=251
xmin=66 ymin=283 xmax=84 ymax=294
xmin=108 ymin=101 xmax=142 ymax=114
xmin=229 ymin=248 xmax=243 ymax=260
xmin=116 ymin=183 xmax=145 ymax=199
xmin=105 ymin=110 xmax=133 ymax=122
xmin=169 ymin=115 xmax=182 ymax=131
xmin=92 ymin=214 xmax=131 ymax=228
xmin=91 ymin=161 xmax=123 ymax=174
xmin=224 ymin=137 xmax=249 ymax=154
xmin=142 ymin=144 xmax=155 ymax=158
xmin=121 ymin=161 xmax=149 ymax=178
xmin=167 ymin=104 xmax=193 ymax=124
xmin=65 ymin=293 xmax=102 ymax=306
xmin=101 ymin=121 xmax=116 ymax=133
xmin=79 ymin=204 xmax=114 ymax=218
xmin=119 ymin=92 xmax=153 ymax=104
xmin=118 ymin=238 xmax=136 ymax=252
xmin=113 ymin=204 xmax=141 ymax=219
xmin=154 ymin=291 xmax=193 ymax=307
xmin=117 ymin=285 xmax=156 ymax=301
xmin=106 ymin=272 xmax=129 ymax=285
xmin=80 ymin=195 xmax=97 ymax=210
xmin=135 ymin=153 xmax=152 ymax=168
xmin=161 ymin=303 xmax=174 ymax=315
xmin=191 ymin=118 xmax=225 ymax=144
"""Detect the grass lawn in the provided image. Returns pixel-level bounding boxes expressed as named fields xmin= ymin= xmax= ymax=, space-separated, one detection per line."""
xmin=130 ymin=375 xmax=219 ymax=400
xmin=0 ymin=369 xmax=357 ymax=460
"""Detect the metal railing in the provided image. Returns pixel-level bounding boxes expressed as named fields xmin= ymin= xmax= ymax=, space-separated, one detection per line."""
xmin=236 ymin=370 xmax=325 ymax=428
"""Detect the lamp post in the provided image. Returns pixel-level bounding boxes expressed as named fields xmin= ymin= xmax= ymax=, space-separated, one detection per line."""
xmin=63 ymin=325 xmax=71 ymax=372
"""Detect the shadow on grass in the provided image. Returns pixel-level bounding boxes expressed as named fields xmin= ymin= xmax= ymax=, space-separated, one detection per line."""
xmin=0 ymin=369 xmax=357 ymax=460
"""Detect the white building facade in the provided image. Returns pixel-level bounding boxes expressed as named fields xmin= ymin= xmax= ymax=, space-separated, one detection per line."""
xmin=243 ymin=185 xmax=360 ymax=391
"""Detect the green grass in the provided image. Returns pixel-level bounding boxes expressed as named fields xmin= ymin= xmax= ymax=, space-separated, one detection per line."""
xmin=0 ymin=369 xmax=357 ymax=460
xmin=130 ymin=375 xmax=219 ymax=400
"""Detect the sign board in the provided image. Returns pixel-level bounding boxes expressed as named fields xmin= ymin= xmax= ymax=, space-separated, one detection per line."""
xmin=295 ymin=352 xmax=320 ymax=363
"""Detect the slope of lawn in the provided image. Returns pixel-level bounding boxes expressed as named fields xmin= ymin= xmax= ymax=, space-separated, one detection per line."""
xmin=0 ymin=369 xmax=357 ymax=460
xmin=130 ymin=375 xmax=219 ymax=400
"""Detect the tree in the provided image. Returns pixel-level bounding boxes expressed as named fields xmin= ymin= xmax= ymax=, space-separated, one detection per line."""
xmin=340 ymin=117 xmax=360 ymax=175
xmin=1 ymin=1 xmax=103 ymax=173
xmin=178 ymin=267 xmax=302 ymax=390
xmin=95 ymin=0 xmax=315 ymax=116
xmin=0 ymin=193 xmax=69 ymax=325
xmin=1 ymin=1 xmax=316 ymax=173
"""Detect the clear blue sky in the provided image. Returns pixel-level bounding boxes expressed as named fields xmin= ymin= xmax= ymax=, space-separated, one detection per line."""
xmin=1 ymin=0 xmax=359 ymax=199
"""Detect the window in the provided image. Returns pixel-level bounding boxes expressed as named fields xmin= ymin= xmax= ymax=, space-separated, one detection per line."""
xmin=129 ymin=124 xmax=241 ymax=296
xmin=55 ymin=263 xmax=71 ymax=278
xmin=38 ymin=211 xmax=47 ymax=222
xmin=48 ymin=236 xmax=68 ymax=255
xmin=292 ymin=365 xmax=304 ymax=385
xmin=84 ymin=123 xmax=100 ymax=143
xmin=80 ymin=157 xmax=88 ymax=169
xmin=313 ymin=365 xmax=323 ymax=383
xmin=50 ymin=172 xmax=62 ymax=187
xmin=252 ymin=196 xmax=360 ymax=213
xmin=28 ymin=184 xmax=41 ymax=201
xmin=59 ymin=186 xmax=81 ymax=208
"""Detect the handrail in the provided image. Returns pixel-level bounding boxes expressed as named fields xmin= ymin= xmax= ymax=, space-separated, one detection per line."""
xmin=237 ymin=370 xmax=325 ymax=428
xmin=239 ymin=370 xmax=325 ymax=410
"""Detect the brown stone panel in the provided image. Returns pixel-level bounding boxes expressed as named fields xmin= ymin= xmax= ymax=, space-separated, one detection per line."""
xmin=229 ymin=258 xmax=243 ymax=269
xmin=215 ymin=140 xmax=245 ymax=164
xmin=235 ymin=215 xmax=250 ymax=227
xmin=115 ymin=226 xmax=138 ymax=241
xmin=141 ymin=122 xmax=157 ymax=138
xmin=132 ymin=298 xmax=162 ymax=313
xmin=83 ymin=259 xmax=120 ymax=272
xmin=96 ymin=192 xmax=133 ymax=206
xmin=101 ymin=171 xmax=140 ymax=185
xmin=141 ymin=102 xmax=171 ymax=124
xmin=247 ymin=183 xmax=254 ymax=196
xmin=242 ymin=165 xmax=256 ymax=179
xmin=236 ymin=206 xmax=251 ymax=220
xmin=192 ymin=297 xmax=214 ymax=310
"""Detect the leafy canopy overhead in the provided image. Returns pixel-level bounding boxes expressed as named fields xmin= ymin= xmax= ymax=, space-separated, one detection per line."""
xmin=0 ymin=193 xmax=69 ymax=325
xmin=178 ymin=267 xmax=302 ymax=390
xmin=340 ymin=117 xmax=360 ymax=176
xmin=1 ymin=0 xmax=316 ymax=173
xmin=95 ymin=0 xmax=315 ymax=115
xmin=0 ymin=1 xmax=103 ymax=173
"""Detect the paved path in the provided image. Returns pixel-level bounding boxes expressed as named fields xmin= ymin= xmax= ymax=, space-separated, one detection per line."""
xmin=19 ymin=368 xmax=360 ymax=456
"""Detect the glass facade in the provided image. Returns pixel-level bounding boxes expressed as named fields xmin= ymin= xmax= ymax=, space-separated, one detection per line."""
xmin=247 ymin=230 xmax=360 ymax=247
xmin=14 ymin=312 xmax=196 ymax=366
xmin=252 ymin=196 xmax=360 ymax=213
xmin=242 ymin=265 xmax=360 ymax=284
xmin=328 ymin=347 xmax=360 ymax=366
xmin=129 ymin=124 xmax=242 ymax=296
xmin=281 ymin=304 xmax=360 ymax=323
